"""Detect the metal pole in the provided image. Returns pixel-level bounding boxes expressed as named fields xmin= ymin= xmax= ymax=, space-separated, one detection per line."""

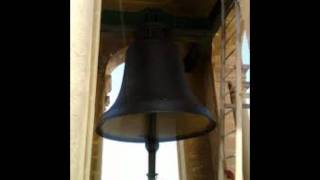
xmin=146 ymin=113 xmax=159 ymax=180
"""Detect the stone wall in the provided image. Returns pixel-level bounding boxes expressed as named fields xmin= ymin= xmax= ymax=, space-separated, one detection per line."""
xmin=177 ymin=44 xmax=220 ymax=180
xmin=70 ymin=0 xmax=101 ymax=178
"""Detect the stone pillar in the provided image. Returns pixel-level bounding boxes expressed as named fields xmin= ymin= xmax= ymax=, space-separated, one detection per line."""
xmin=177 ymin=45 xmax=219 ymax=180
xmin=242 ymin=108 xmax=250 ymax=180
xmin=239 ymin=0 xmax=250 ymax=176
xmin=204 ymin=54 xmax=221 ymax=180
xmin=90 ymin=59 xmax=110 ymax=180
xmin=239 ymin=0 xmax=250 ymax=46
xmin=70 ymin=0 xmax=101 ymax=179
xmin=229 ymin=88 xmax=250 ymax=180
xmin=239 ymin=0 xmax=250 ymax=177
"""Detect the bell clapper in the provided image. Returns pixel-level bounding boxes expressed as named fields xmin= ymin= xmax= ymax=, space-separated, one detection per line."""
xmin=146 ymin=113 xmax=159 ymax=180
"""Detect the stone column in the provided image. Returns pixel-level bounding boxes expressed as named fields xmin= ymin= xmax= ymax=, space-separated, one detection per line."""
xmin=239 ymin=0 xmax=250 ymax=46
xmin=177 ymin=45 xmax=219 ymax=180
xmin=239 ymin=1 xmax=250 ymax=177
xmin=242 ymin=108 xmax=250 ymax=180
xmin=70 ymin=0 xmax=101 ymax=179
xmin=90 ymin=59 xmax=110 ymax=180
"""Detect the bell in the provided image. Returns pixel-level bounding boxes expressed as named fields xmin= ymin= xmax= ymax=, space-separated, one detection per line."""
xmin=96 ymin=23 xmax=216 ymax=143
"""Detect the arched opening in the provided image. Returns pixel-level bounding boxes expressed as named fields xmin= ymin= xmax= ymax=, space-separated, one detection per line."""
xmin=242 ymin=32 xmax=250 ymax=115
xmin=101 ymin=62 xmax=180 ymax=180
xmin=242 ymin=33 xmax=250 ymax=82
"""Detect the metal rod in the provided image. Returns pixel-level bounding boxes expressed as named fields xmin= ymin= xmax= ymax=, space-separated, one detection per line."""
xmin=223 ymin=129 xmax=236 ymax=137
xmin=225 ymin=14 xmax=236 ymax=28
xmin=226 ymin=30 xmax=236 ymax=45
xmin=224 ymin=66 xmax=235 ymax=80
xmin=146 ymin=113 xmax=159 ymax=180
xmin=225 ymin=48 xmax=236 ymax=61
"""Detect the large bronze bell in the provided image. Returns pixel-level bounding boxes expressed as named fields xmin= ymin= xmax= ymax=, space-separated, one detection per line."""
xmin=96 ymin=22 xmax=216 ymax=180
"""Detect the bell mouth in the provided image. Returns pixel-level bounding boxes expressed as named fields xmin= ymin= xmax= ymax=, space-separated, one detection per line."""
xmin=96 ymin=110 xmax=216 ymax=143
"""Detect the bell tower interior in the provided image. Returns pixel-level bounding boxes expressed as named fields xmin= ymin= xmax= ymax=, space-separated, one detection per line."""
xmin=76 ymin=0 xmax=250 ymax=180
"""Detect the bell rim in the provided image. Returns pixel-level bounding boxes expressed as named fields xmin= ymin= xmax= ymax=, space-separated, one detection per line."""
xmin=96 ymin=120 xmax=216 ymax=143
xmin=102 ymin=100 xmax=215 ymax=120
xmin=96 ymin=110 xmax=216 ymax=143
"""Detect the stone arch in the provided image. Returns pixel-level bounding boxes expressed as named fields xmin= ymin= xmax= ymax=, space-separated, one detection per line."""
xmin=105 ymin=46 xmax=128 ymax=76
xmin=102 ymin=46 xmax=127 ymax=108
xmin=89 ymin=46 xmax=128 ymax=180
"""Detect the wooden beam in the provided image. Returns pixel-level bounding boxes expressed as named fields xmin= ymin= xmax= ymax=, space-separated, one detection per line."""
xmin=101 ymin=9 xmax=213 ymax=32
